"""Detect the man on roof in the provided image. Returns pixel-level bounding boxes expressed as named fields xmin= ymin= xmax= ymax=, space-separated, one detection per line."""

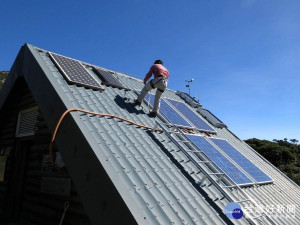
xmin=135 ymin=59 xmax=169 ymax=117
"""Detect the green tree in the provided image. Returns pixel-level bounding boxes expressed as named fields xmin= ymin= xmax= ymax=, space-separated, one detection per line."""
xmin=290 ymin=139 xmax=299 ymax=144
xmin=245 ymin=138 xmax=299 ymax=185
xmin=0 ymin=71 xmax=8 ymax=88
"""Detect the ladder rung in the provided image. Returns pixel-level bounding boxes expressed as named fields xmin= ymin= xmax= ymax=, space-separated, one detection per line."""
xmin=198 ymin=174 xmax=207 ymax=185
xmin=217 ymin=174 xmax=224 ymax=182
xmin=209 ymin=172 xmax=224 ymax=175
xmin=188 ymin=150 xmax=202 ymax=153
xmin=196 ymin=160 xmax=211 ymax=164
xmin=186 ymin=150 xmax=198 ymax=153
xmin=236 ymin=199 xmax=251 ymax=204
xmin=177 ymin=140 xmax=190 ymax=143
xmin=222 ymin=185 xmax=238 ymax=188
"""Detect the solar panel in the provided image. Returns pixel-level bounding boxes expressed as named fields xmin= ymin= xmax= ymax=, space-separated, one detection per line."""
xmin=185 ymin=134 xmax=253 ymax=185
xmin=94 ymin=68 xmax=124 ymax=88
xmin=143 ymin=93 xmax=192 ymax=127
xmin=160 ymin=99 xmax=192 ymax=127
xmin=49 ymin=53 xmax=104 ymax=90
xmin=166 ymin=99 xmax=215 ymax=132
xmin=210 ymin=138 xmax=272 ymax=183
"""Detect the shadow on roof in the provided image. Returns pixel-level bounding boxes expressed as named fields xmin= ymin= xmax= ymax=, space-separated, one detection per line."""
xmin=114 ymin=95 xmax=146 ymax=115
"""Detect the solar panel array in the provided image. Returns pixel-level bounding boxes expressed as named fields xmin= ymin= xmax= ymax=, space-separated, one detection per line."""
xmin=185 ymin=134 xmax=253 ymax=185
xmin=94 ymin=68 xmax=124 ymax=88
xmin=49 ymin=53 xmax=103 ymax=90
xmin=166 ymin=99 xmax=215 ymax=132
xmin=141 ymin=92 xmax=271 ymax=185
xmin=210 ymin=138 xmax=272 ymax=183
xmin=144 ymin=94 xmax=191 ymax=127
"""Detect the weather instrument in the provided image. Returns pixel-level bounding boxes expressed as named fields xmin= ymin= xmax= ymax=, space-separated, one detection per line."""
xmin=185 ymin=78 xmax=194 ymax=95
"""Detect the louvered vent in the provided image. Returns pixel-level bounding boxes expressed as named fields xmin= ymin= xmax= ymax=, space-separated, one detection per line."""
xmin=15 ymin=106 xmax=39 ymax=137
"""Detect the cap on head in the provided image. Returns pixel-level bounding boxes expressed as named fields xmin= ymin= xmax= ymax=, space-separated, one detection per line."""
xmin=154 ymin=59 xmax=163 ymax=65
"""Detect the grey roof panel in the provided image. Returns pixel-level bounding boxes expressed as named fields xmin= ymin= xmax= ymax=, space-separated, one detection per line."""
xmin=55 ymin=88 xmax=230 ymax=223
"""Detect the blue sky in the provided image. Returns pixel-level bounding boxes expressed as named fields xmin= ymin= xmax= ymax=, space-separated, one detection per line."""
xmin=1 ymin=0 xmax=299 ymax=141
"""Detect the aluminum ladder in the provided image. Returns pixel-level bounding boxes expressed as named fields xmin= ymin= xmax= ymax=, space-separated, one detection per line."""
xmin=155 ymin=121 xmax=276 ymax=225
xmin=132 ymin=89 xmax=276 ymax=224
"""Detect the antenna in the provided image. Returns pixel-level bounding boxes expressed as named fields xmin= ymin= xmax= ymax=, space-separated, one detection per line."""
xmin=185 ymin=78 xmax=194 ymax=95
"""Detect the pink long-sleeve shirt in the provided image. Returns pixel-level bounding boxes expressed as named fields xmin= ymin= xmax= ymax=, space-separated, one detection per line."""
xmin=144 ymin=64 xmax=169 ymax=83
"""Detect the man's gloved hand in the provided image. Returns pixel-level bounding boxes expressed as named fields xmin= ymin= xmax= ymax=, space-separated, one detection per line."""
xmin=143 ymin=81 xmax=146 ymax=85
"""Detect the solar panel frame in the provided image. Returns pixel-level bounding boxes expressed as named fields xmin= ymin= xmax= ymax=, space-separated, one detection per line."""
xmin=143 ymin=93 xmax=192 ymax=128
xmin=144 ymin=93 xmax=155 ymax=108
xmin=166 ymin=98 xmax=215 ymax=132
xmin=210 ymin=138 xmax=273 ymax=183
xmin=49 ymin=52 xmax=104 ymax=90
xmin=184 ymin=134 xmax=254 ymax=185
xmin=93 ymin=68 xmax=124 ymax=88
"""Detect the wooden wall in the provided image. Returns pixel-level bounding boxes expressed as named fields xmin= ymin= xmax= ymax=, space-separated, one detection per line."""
xmin=0 ymin=78 xmax=91 ymax=225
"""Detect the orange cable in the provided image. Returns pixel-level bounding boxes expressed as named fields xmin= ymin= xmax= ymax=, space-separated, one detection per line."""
xmin=49 ymin=108 xmax=163 ymax=170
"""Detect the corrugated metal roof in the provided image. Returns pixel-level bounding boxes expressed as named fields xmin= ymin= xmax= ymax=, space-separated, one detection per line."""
xmin=32 ymin=46 xmax=300 ymax=225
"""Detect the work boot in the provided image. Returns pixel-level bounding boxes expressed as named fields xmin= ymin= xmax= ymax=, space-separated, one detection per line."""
xmin=150 ymin=111 xmax=157 ymax=118
xmin=134 ymin=99 xmax=141 ymax=106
